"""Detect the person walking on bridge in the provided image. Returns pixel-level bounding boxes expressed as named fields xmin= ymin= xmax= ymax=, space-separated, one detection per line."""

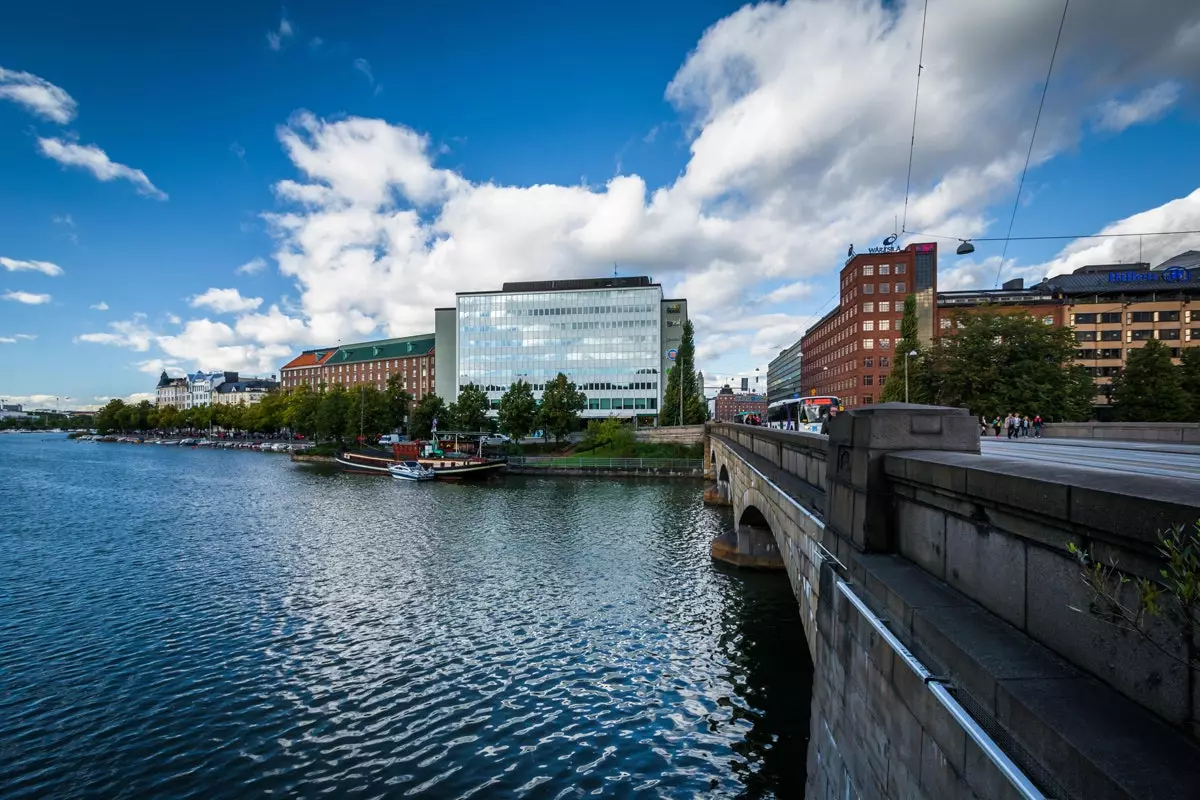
xmin=1033 ymin=414 xmax=1043 ymax=438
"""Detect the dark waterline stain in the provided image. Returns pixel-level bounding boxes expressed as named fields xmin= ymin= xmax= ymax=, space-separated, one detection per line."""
xmin=0 ymin=435 xmax=813 ymax=798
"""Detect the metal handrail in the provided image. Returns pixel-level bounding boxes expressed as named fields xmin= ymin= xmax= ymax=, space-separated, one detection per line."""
xmin=507 ymin=456 xmax=703 ymax=469
xmin=836 ymin=580 xmax=1045 ymax=800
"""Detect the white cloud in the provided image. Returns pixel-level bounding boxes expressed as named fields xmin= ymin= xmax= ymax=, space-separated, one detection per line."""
xmin=0 ymin=333 xmax=38 ymax=343
xmin=760 ymin=282 xmax=814 ymax=305
xmin=267 ymin=14 xmax=294 ymax=51
xmin=1096 ymin=81 xmax=1182 ymax=133
xmin=166 ymin=313 xmax=181 ymax=325
xmin=134 ymin=359 xmax=186 ymax=377
xmin=1 ymin=256 xmax=63 ymax=277
xmin=0 ymin=67 xmax=77 ymax=123
xmin=158 ymin=318 xmax=291 ymax=375
xmin=37 ymin=138 xmax=167 ymax=200
xmin=90 ymin=301 xmax=109 ymax=311
xmin=0 ymin=337 xmax=16 ymax=344
xmin=230 ymin=141 xmax=246 ymax=160
xmin=354 ymin=58 xmax=381 ymax=94
xmin=76 ymin=314 xmax=155 ymax=351
xmin=189 ymin=288 xmax=264 ymax=314
xmin=3 ymin=290 xmax=51 ymax=305
xmin=235 ymin=257 xmax=267 ymax=275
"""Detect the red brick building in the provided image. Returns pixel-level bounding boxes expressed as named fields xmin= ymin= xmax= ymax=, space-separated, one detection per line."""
xmin=280 ymin=334 xmax=436 ymax=403
xmin=800 ymin=242 xmax=938 ymax=406
xmin=713 ymin=386 xmax=768 ymax=422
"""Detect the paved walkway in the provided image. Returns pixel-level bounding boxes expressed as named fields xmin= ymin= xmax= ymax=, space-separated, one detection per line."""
xmin=980 ymin=437 xmax=1200 ymax=481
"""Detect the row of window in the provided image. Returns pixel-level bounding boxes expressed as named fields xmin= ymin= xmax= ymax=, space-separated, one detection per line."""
xmin=1073 ymin=346 xmax=1192 ymax=360
xmin=1072 ymin=310 xmax=1196 ymax=325
xmin=861 ymin=301 xmax=896 ymax=313
xmin=460 ymin=303 xmax=659 ymax=318
xmin=586 ymin=397 xmax=657 ymax=411
xmin=861 ymin=264 xmax=907 ymax=277
xmin=861 ymin=282 xmax=907 ymax=295
xmin=1076 ymin=328 xmax=1199 ymax=342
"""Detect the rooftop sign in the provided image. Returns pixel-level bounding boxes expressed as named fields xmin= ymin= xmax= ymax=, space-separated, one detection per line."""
xmin=1107 ymin=267 xmax=1193 ymax=283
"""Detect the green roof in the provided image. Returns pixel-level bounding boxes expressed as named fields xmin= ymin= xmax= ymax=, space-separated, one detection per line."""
xmin=331 ymin=333 xmax=434 ymax=364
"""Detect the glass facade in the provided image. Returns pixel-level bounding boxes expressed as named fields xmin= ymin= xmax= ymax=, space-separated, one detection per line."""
xmin=457 ymin=286 xmax=663 ymax=418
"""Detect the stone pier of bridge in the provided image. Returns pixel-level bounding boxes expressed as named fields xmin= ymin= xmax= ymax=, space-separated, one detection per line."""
xmin=703 ymin=405 xmax=1200 ymax=800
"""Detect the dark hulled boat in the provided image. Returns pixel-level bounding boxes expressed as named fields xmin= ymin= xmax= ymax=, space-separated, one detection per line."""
xmin=335 ymin=442 xmax=506 ymax=480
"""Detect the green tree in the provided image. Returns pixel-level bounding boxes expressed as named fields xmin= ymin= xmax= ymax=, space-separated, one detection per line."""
xmin=384 ymin=374 xmax=413 ymax=433
xmin=1179 ymin=347 xmax=1200 ymax=421
xmin=316 ymin=385 xmax=349 ymax=442
xmin=289 ymin=385 xmax=321 ymax=438
xmin=157 ymin=405 xmax=180 ymax=432
xmin=582 ymin=416 xmax=636 ymax=455
xmin=1111 ymin=339 xmax=1190 ymax=422
xmin=538 ymin=372 xmax=586 ymax=443
xmin=449 ymin=383 xmax=491 ymax=432
xmin=497 ymin=379 xmax=538 ymax=441
xmin=344 ymin=386 xmax=391 ymax=443
xmin=927 ymin=309 xmax=1093 ymax=421
xmin=410 ymin=393 xmax=446 ymax=439
xmin=95 ymin=399 xmax=126 ymax=434
xmin=880 ymin=294 xmax=930 ymax=404
xmin=662 ymin=320 xmax=704 ymax=425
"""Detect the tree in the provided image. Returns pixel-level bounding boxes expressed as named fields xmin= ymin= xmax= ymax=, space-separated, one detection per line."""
xmin=316 ymin=385 xmax=349 ymax=442
xmin=926 ymin=309 xmax=1093 ymax=421
xmin=880 ymin=294 xmax=931 ymax=404
xmin=662 ymin=320 xmax=705 ymax=425
xmin=538 ymin=372 xmax=586 ymax=443
xmin=95 ymin=399 xmax=127 ymax=434
xmin=450 ymin=383 xmax=491 ymax=432
xmin=288 ymin=385 xmax=321 ymax=438
xmin=157 ymin=405 xmax=180 ymax=432
xmin=1111 ymin=339 xmax=1190 ymax=422
xmin=384 ymin=374 xmax=413 ymax=433
xmin=344 ymin=386 xmax=390 ymax=443
xmin=1179 ymin=347 xmax=1200 ymax=421
xmin=410 ymin=393 xmax=446 ymax=439
xmin=497 ymin=379 xmax=538 ymax=441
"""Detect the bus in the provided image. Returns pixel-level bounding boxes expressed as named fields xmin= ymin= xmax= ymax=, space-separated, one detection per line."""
xmin=766 ymin=395 xmax=841 ymax=433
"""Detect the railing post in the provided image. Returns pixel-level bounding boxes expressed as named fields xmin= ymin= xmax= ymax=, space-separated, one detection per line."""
xmin=824 ymin=403 xmax=978 ymax=557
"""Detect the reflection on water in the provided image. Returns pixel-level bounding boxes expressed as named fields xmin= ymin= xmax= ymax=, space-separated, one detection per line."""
xmin=0 ymin=435 xmax=812 ymax=798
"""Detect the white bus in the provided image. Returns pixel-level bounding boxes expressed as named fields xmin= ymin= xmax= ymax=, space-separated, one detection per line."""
xmin=766 ymin=396 xmax=840 ymax=434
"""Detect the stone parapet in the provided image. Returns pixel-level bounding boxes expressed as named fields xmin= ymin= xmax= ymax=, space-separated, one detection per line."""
xmin=1044 ymin=421 xmax=1200 ymax=444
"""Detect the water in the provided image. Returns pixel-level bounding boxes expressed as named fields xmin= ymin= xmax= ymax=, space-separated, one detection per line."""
xmin=0 ymin=435 xmax=812 ymax=798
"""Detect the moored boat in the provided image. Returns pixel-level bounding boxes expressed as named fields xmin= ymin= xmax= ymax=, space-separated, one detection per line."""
xmin=335 ymin=441 xmax=506 ymax=480
xmin=388 ymin=461 xmax=437 ymax=481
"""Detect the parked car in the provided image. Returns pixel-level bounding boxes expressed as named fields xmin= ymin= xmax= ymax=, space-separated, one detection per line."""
xmin=480 ymin=434 xmax=510 ymax=446
xmin=378 ymin=434 xmax=409 ymax=446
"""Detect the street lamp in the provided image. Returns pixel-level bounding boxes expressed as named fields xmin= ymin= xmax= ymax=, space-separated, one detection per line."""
xmin=905 ymin=349 xmax=919 ymax=403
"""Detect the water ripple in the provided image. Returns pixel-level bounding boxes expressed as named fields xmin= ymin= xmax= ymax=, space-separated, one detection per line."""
xmin=0 ymin=435 xmax=811 ymax=798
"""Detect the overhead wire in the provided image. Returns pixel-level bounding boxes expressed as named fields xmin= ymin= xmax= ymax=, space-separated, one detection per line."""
xmin=900 ymin=0 xmax=931 ymax=234
xmin=992 ymin=0 xmax=1071 ymax=287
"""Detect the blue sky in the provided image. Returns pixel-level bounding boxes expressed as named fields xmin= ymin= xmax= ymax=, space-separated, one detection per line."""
xmin=2 ymin=0 xmax=1199 ymax=408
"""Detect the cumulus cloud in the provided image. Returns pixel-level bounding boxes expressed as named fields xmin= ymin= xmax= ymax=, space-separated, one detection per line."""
xmin=267 ymin=14 xmax=294 ymax=51
xmin=189 ymin=288 xmax=264 ymax=313
xmin=1 ymin=256 xmax=63 ymax=276
xmin=235 ymin=257 xmax=267 ymax=275
xmin=37 ymin=138 xmax=167 ymax=200
xmin=1096 ymin=81 xmax=1182 ymax=133
xmin=90 ymin=301 xmax=109 ymax=310
xmin=3 ymin=290 xmax=51 ymax=305
xmin=76 ymin=314 xmax=155 ymax=351
xmin=134 ymin=359 xmax=186 ymax=377
xmin=0 ymin=67 xmax=76 ymax=122
xmin=760 ymin=282 xmax=815 ymax=305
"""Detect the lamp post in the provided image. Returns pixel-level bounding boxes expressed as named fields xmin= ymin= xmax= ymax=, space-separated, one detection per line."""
xmin=905 ymin=349 xmax=918 ymax=403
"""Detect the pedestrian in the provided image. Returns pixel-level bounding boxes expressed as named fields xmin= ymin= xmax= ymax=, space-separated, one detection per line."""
xmin=1006 ymin=413 xmax=1017 ymax=440
xmin=1022 ymin=415 xmax=1031 ymax=438
xmin=1033 ymin=414 xmax=1043 ymax=439
xmin=992 ymin=416 xmax=1001 ymax=438
xmin=979 ymin=415 xmax=988 ymax=436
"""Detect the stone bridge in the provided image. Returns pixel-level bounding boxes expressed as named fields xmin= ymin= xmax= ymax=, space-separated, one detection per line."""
xmin=703 ymin=405 xmax=1200 ymax=800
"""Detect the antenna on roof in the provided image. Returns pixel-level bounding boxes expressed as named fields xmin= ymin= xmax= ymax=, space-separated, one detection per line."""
xmin=613 ymin=263 xmax=618 ymax=278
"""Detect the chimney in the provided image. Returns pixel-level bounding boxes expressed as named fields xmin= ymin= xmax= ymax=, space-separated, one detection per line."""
xmin=1001 ymin=278 xmax=1024 ymax=291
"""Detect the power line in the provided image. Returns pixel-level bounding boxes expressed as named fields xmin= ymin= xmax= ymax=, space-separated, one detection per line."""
xmin=900 ymin=0 xmax=931 ymax=234
xmin=912 ymin=228 xmax=1200 ymax=244
xmin=993 ymin=0 xmax=1070 ymax=287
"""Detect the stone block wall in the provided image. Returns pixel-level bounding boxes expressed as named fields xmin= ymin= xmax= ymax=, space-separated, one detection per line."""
xmin=887 ymin=450 xmax=1200 ymax=735
xmin=1043 ymin=421 xmax=1200 ymax=443
xmin=633 ymin=425 xmax=706 ymax=444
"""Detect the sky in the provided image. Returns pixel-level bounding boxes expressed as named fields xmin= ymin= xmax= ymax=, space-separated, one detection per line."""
xmin=2 ymin=0 xmax=1199 ymax=410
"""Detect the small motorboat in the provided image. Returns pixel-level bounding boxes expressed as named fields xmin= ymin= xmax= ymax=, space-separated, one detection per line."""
xmin=388 ymin=460 xmax=436 ymax=482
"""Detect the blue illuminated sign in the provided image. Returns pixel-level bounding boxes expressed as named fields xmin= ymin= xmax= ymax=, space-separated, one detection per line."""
xmin=1107 ymin=268 xmax=1192 ymax=284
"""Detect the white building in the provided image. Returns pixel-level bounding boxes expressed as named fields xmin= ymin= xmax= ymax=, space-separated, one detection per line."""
xmin=155 ymin=373 xmax=188 ymax=409
xmin=184 ymin=371 xmax=236 ymax=408
xmin=434 ymin=276 xmax=688 ymax=421
xmin=213 ymin=378 xmax=279 ymax=406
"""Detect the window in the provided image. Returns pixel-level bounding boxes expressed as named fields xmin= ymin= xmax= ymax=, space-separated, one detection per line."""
xmin=895 ymin=264 xmax=906 ymax=275
xmin=879 ymin=320 xmax=890 ymax=331
xmin=1159 ymin=310 xmax=1181 ymax=322
xmin=879 ymin=265 xmax=890 ymax=275
xmin=895 ymin=283 xmax=906 ymax=293
xmin=862 ymin=302 xmax=875 ymax=313
xmin=863 ymin=375 xmax=874 ymax=386
xmin=879 ymin=301 xmax=890 ymax=313
xmin=1190 ymin=329 xmax=1200 ymax=341
xmin=1099 ymin=312 xmax=1121 ymax=324
xmin=863 ymin=339 xmax=874 ymax=349
xmin=880 ymin=338 xmax=891 ymax=349
xmin=1129 ymin=329 xmax=1154 ymax=341
xmin=862 ymin=320 xmax=874 ymax=331
xmin=1158 ymin=329 xmax=1181 ymax=340
xmin=1100 ymin=330 xmax=1121 ymax=341
xmin=879 ymin=357 xmax=890 ymax=367
xmin=940 ymin=318 xmax=952 ymax=330
xmin=863 ymin=284 xmax=874 ymax=295
xmin=1129 ymin=311 xmax=1153 ymax=323
xmin=876 ymin=283 xmax=888 ymax=294
xmin=1075 ymin=348 xmax=1095 ymax=360
xmin=864 ymin=357 xmax=874 ymax=368
xmin=864 ymin=395 xmax=874 ymax=405
xmin=1076 ymin=331 xmax=1098 ymax=342
xmin=1042 ymin=316 xmax=1054 ymax=326
xmin=1097 ymin=349 xmax=1122 ymax=360
xmin=862 ymin=265 xmax=875 ymax=276
xmin=1073 ymin=313 xmax=1097 ymax=325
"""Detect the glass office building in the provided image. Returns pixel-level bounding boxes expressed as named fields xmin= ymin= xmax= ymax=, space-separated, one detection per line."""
xmin=435 ymin=277 xmax=687 ymax=420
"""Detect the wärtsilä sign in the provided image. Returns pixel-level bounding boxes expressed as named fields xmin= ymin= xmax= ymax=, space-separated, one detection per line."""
xmin=867 ymin=245 xmax=901 ymax=254
xmin=1107 ymin=267 xmax=1193 ymax=283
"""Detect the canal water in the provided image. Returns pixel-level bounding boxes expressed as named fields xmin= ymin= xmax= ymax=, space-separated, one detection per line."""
xmin=0 ymin=435 xmax=812 ymax=798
